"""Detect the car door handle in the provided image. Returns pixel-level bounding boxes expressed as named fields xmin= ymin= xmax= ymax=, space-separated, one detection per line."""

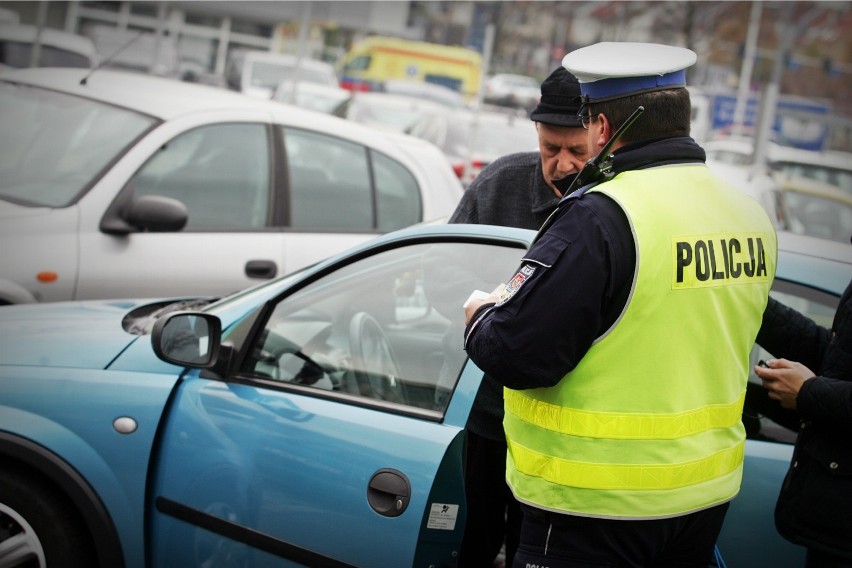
xmin=245 ymin=260 xmax=277 ymax=279
xmin=367 ymin=469 xmax=410 ymax=517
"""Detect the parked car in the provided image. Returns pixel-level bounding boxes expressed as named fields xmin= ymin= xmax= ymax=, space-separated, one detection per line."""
xmin=379 ymin=79 xmax=467 ymax=108
xmin=704 ymin=136 xmax=852 ymax=194
xmin=227 ymin=50 xmax=339 ymax=100
xmin=0 ymin=23 xmax=97 ymax=72
xmin=0 ymin=223 xmax=849 ymax=567
xmin=709 ymin=162 xmax=852 ymax=244
xmin=482 ymin=73 xmax=540 ymax=110
xmin=340 ymin=90 xmax=453 ymax=133
xmin=0 ymin=67 xmax=463 ymax=304
xmin=272 ymin=79 xmax=352 ymax=115
xmin=408 ymin=106 xmax=539 ymax=186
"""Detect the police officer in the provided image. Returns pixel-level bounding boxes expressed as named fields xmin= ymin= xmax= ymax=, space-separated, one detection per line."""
xmin=463 ymin=42 xmax=778 ymax=567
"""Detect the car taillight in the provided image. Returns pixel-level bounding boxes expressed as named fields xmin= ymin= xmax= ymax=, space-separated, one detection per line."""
xmin=453 ymin=160 xmax=488 ymax=183
xmin=340 ymin=80 xmax=373 ymax=92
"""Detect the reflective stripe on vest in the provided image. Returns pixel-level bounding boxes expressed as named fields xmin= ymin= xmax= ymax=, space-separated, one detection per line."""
xmin=505 ymin=391 xmax=746 ymax=440
xmin=504 ymin=164 xmax=777 ymax=519
xmin=508 ymin=437 xmax=744 ymax=490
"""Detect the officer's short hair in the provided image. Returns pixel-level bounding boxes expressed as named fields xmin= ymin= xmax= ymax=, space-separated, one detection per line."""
xmin=590 ymin=88 xmax=691 ymax=144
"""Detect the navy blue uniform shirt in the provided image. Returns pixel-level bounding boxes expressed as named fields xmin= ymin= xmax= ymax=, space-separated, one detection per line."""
xmin=464 ymin=136 xmax=706 ymax=390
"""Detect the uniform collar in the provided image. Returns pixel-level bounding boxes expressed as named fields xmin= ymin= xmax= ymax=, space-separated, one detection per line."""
xmin=611 ymin=136 xmax=706 ymax=174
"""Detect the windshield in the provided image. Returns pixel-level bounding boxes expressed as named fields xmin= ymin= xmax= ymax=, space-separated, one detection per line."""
xmin=0 ymin=81 xmax=157 ymax=207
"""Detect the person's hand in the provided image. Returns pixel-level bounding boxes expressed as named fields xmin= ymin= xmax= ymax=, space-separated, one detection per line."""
xmin=753 ymin=358 xmax=816 ymax=410
xmin=463 ymin=284 xmax=505 ymax=324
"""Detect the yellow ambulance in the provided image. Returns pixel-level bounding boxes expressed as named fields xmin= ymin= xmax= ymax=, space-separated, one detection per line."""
xmin=339 ymin=36 xmax=482 ymax=99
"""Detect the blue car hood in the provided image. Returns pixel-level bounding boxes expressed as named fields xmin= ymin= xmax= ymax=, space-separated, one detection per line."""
xmin=0 ymin=299 xmax=148 ymax=369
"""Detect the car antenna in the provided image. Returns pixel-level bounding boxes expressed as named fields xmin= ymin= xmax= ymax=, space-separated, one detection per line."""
xmin=80 ymin=30 xmax=144 ymax=86
xmin=532 ymin=105 xmax=645 ymax=245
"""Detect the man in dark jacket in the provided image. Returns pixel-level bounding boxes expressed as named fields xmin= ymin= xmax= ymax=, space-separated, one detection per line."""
xmin=754 ymin=276 xmax=852 ymax=567
xmin=451 ymin=67 xmax=589 ymax=568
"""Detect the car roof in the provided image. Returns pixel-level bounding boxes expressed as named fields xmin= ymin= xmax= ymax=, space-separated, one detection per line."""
xmin=2 ymin=66 xmax=291 ymax=119
xmin=0 ymin=67 xmax=386 ymax=137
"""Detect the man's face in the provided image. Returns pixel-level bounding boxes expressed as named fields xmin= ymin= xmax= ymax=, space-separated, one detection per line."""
xmin=537 ymin=122 xmax=590 ymax=196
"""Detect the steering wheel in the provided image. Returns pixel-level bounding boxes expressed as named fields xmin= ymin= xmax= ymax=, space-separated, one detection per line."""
xmin=251 ymin=330 xmax=330 ymax=387
xmin=348 ymin=312 xmax=405 ymax=403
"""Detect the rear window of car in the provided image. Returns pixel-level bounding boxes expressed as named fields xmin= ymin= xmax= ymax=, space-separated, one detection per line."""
xmin=0 ymin=81 xmax=156 ymax=207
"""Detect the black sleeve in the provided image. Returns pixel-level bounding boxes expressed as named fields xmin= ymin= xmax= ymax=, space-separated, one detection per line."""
xmin=756 ymin=296 xmax=831 ymax=371
xmin=797 ymin=376 xmax=852 ymax=432
xmin=464 ymin=194 xmax=634 ymax=390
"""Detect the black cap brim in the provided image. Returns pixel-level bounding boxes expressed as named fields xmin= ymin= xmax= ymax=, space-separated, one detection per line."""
xmin=529 ymin=110 xmax=584 ymax=127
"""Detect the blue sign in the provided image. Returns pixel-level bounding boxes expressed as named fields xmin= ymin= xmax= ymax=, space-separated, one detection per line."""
xmin=710 ymin=94 xmax=830 ymax=151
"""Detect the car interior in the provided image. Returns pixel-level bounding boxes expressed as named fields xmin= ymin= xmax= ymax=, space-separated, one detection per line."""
xmin=238 ymin=240 xmax=524 ymax=415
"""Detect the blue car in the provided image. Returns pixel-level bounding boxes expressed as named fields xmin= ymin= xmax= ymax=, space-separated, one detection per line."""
xmin=1 ymin=224 xmax=849 ymax=568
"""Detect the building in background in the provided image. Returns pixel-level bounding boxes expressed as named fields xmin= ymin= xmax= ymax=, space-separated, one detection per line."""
xmin=1 ymin=0 xmax=850 ymax=151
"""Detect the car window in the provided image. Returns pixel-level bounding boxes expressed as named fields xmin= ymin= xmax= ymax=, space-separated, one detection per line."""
xmin=0 ymin=81 xmax=155 ymax=207
xmin=743 ymin=278 xmax=840 ymax=444
xmin=284 ymin=127 xmax=419 ymax=231
xmin=131 ymin=123 xmax=271 ymax=229
xmin=775 ymin=189 xmax=852 ymax=243
xmin=372 ymin=151 xmax=421 ymax=231
xmin=343 ymin=54 xmax=371 ymax=72
xmin=240 ymin=240 xmax=523 ymax=415
xmin=284 ymin=127 xmax=371 ymax=229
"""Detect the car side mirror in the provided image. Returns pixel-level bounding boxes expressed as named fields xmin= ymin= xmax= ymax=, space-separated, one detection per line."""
xmin=152 ymin=312 xmax=222 ymax=368
xmin=127 ymin=195 xmax=188 ymax=232
xmin=101 ymin=193 xmax=189 ymax=235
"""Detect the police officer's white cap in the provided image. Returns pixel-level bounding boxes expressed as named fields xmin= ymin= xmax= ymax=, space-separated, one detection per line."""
xmin=562 ymin=42 xmax=697 ymax=103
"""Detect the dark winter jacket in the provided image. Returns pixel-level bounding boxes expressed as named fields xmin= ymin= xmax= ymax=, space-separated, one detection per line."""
xmin=756 ymin=278 xmax=852 ymax=559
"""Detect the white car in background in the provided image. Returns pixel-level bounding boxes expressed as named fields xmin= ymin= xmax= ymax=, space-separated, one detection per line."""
xmin=408 ymin=106 xmax=539 ymax=186
xmin=341 ymin=91 xmax=453 ymax=133
xmin=0 ymin=23 xmax=97 ymax=72
xmin=483 ymin=73 xmax=540 ymax=110
xmin=704 ymin=136 xmax=852 ymax=194
xmin=272 ymin=79 xmax=352 ymax=115
xmin=0 ymin=67 xmax=462 ymax=304
xmin=709 ymin=161 xmax=852 ymax=244
xmin=230 ymin=50 xmax=339 ymax=100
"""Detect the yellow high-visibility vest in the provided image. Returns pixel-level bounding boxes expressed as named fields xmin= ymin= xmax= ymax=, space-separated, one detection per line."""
xmin=504 ymin=164 xmax=777 ymax=519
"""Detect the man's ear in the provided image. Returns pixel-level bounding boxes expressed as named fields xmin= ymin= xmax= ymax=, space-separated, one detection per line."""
xmin=596 ymin=113 xmax=614 ymax=148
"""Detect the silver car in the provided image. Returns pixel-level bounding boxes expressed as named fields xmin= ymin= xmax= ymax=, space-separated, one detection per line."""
xmin=0 ymin=67 xmax=463 ymax=304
